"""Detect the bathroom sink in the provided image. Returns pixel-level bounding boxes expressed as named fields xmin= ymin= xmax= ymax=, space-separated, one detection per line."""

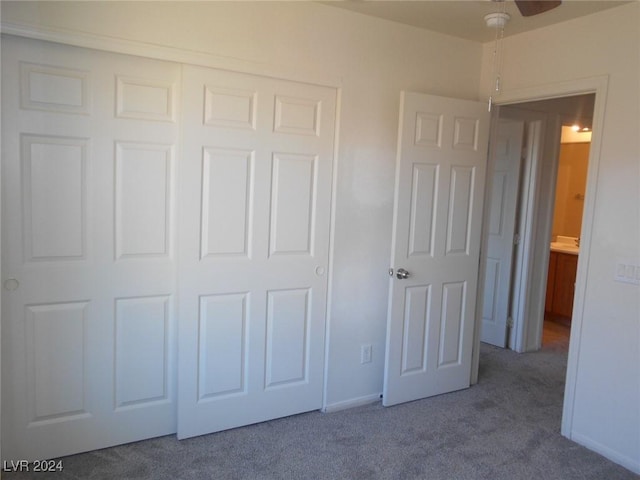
xmin=550 ymin=242 xmax=579 ymax=255
xmin=550 ymin=237 xmax=579 ymax=255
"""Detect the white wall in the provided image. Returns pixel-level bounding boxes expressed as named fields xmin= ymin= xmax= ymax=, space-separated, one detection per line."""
xmin=4 ymin=1 xmax=637 ymax=473
xmin=0 ymin=1 xmax=482 ymax=409
xmin=480 ymin=3 xmax=639 ymax=473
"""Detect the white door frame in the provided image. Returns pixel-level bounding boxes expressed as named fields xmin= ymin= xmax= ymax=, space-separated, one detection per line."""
xmin=0 ymin=70 xmax=3 ymax=467
xmin=471 ymin=75 xmax=609 ymax=439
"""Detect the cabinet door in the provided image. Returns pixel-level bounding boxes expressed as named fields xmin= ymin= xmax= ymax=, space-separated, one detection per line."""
xmin=545 ymin=251 xmax=557 ymax=313
xmin=553 ymin=253 xmax=578 ymax=318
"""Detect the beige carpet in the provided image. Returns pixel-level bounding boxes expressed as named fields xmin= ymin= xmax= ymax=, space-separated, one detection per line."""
xmin=3 ymin=343 xmax=637 ymax=479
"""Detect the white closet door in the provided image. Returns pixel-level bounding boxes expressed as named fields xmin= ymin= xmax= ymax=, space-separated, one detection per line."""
xmin=177 ymin=65 xmax=336 ymax=439
xmin=1 ymin=36 xmax=179 ymax=460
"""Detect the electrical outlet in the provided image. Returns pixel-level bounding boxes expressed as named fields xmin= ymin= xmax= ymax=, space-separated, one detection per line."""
xmin=361 ymin=344 xmax=372 ymax=364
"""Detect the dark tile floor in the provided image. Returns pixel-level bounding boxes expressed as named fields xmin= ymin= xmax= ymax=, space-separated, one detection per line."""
xmin=542 ymin=317 xmax=571 ymax=351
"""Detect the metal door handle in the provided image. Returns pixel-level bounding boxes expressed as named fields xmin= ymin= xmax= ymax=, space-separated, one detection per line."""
xmin=4 ymin=278 xmax=19 ymax=291
xmin=396 ymin=268 xmax=410 ymax=280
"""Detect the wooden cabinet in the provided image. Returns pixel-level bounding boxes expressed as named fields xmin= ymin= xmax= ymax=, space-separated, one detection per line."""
xmin=545 ymin=251 xmax=578 ymax=322
xmin=545 ymin=252 xmax=557 ymax=313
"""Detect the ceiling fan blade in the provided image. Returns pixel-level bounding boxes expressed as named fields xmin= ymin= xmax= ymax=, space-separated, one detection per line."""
xmin=515 ymin=0 xmax=562 ymax=17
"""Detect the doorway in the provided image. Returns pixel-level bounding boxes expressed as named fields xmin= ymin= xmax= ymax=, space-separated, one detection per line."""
xmin=471 ymin=75 xmax=609 ymax=439
xmin=475 ymin=91 xmax=598 ymax=444
xmin=478 ymin=93 xmax=596 ymax=356
xmin=496 ymin=94 xmax=595 ymax=353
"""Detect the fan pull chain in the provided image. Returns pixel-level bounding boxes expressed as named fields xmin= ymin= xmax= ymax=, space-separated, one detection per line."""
xmin=487 ymin=1 xmax=508 ymax=111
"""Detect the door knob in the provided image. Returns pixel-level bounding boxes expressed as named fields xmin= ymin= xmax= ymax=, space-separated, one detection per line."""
xmin=396 ymin=268 xmax=410 ymax=280
xmin=4 ymin=278 xmax=19 ymax=291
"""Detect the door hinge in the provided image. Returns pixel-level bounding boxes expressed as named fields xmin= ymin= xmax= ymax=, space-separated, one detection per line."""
xmin=507 ymin=316 xmax=514 ymax=328
xmin=513 ymin=233 xmax=520 ymax=245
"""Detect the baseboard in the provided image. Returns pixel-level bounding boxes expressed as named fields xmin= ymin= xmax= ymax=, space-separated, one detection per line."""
xmin=570 ymin=431 xmax=640 ymax=475
xmin=321 ymin=393 xmax=381 ymax=413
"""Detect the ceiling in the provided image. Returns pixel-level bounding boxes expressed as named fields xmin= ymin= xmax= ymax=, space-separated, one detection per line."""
xmin=323 ymin=1 xmax=630 ymax=43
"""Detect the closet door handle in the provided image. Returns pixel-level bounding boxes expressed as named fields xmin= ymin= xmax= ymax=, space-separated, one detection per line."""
xmin=4 ymin=278 xmax=19 ymax=291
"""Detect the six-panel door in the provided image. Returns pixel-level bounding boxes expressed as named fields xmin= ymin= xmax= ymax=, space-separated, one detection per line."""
xmin=177 ymin=66 xmax=336 ymax=439
xmin=1 ymin=37 xmax=180 ymax=460
xmin=383 ymin=92 xmax=489 ymax=406
xmin=480 ymin=119 xmax=524 ymax=347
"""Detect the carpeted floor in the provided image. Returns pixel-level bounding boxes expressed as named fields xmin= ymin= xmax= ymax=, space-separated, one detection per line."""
xmin=4 ymin=343 xmax=638 ymax=479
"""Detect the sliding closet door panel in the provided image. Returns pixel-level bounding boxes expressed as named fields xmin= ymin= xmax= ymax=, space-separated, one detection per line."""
xmin=1 ymin=36 xmax=179 ymax=460
xmin=178 ymin=65 xmax=336 ymax=439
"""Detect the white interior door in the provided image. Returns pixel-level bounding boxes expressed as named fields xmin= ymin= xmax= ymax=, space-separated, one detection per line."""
xmin=383 ymin=92 xmax=489 ymax=407
xmin=480 ymin=119 xmax=525 ymax=347
xmin=177 ymin=66 xmax=336 ymax=439
xmin=1 ymin=37 xmax=179 ymax=460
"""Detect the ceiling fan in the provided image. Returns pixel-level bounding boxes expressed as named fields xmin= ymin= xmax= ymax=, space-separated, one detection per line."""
xmin=513 ymin=0 xmax=562 ymax=17
xmin=485 ymin=0 xmax=561 ymax=110
xmin=485 ymin=1 xmax=562 ymax=29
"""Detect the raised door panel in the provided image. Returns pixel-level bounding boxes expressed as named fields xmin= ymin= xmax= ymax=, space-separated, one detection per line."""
xmin=114 ymin=296 xmax=171 ymax=409
xmin=21 ymin=135 xmax=88 ymax=262
xmin=408 ymin=164 xmax=438 ymax=257
xmin=415 ymin=112 xmax=443 ymax=147
xmin=438 ymin=281 xmax=466 ymax=368
xmin=201 ymin=148 xmax=254 ymax=259
xmin=204 ymin=85 xmax=257 ymax=130
xmin=115 ymin=76 xmax=176 ymax=122
xmin=265 ymin=289 xmax=310 ymax=388
xmin=274 ymin=96 xmax=321 ymax=136
xmin=27 ymin=302 xmax=89 ymax=423
xmin=452 ymin=117 xmax=480 ymax=151
xmin=20 ymin=62 xmax=90 ymax=114
xmin=400 ymin=285 xmax=431 ymax=375
xmin=115 ymin=142 xmax=173 ymax=259
xmin=197 ymin=293 xmax=249 ymax=399
xmin=445 ymin=166 xmax=475 ymax=256
xmin=482 ymin=258 xmax=500 ymax=324
xmin=269 ymin=153 xmax=316 ymax=256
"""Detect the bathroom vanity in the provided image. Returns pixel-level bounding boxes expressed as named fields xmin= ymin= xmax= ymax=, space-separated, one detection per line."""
xmin=545 ymin=236 xmax=579 ymax=322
